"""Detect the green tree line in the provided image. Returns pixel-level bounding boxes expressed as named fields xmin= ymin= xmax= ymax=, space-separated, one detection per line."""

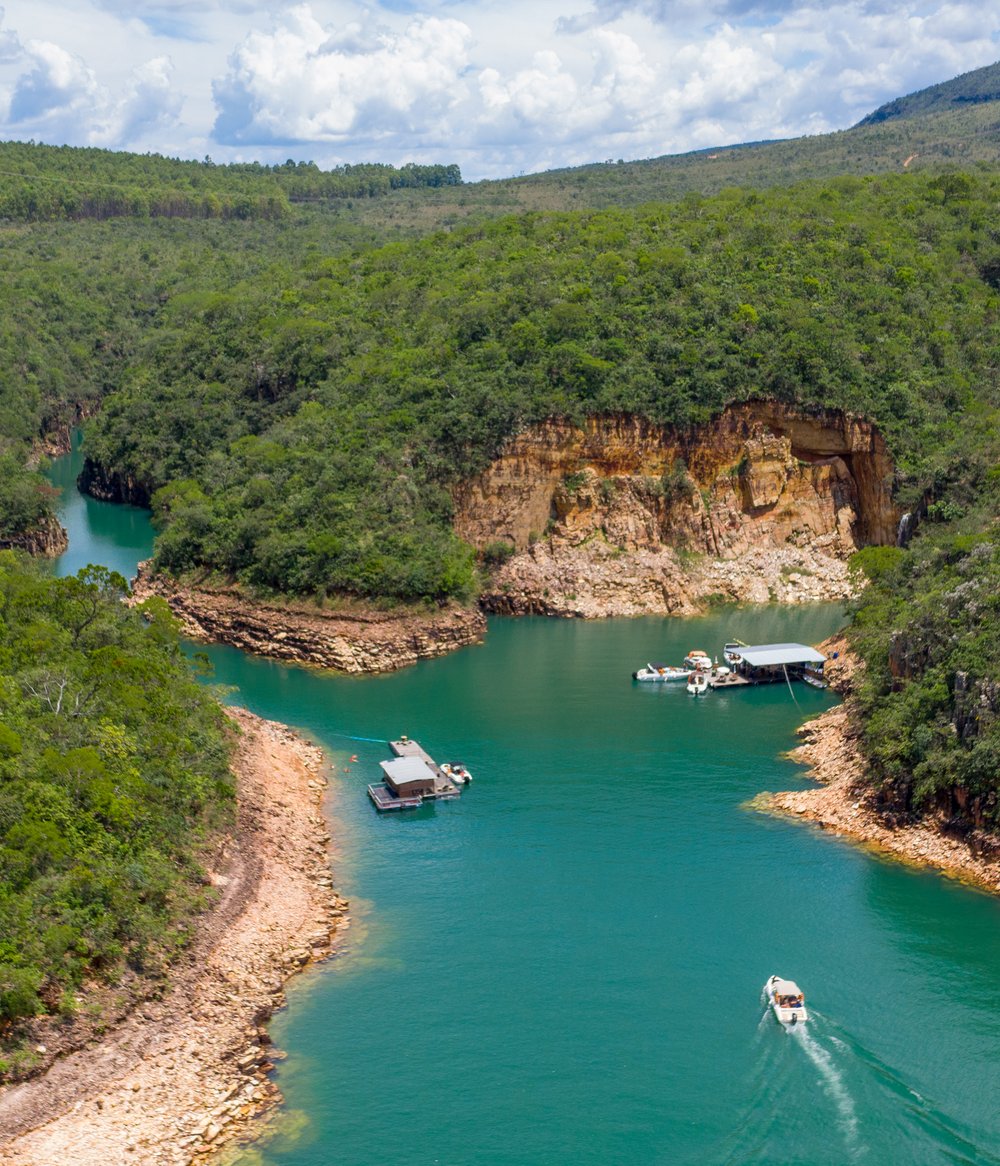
xmin=0 ymin=558 xmax=232 ymax=1068
xmin=0 ymin=142 xmax=461 ymax=223
xmin=81 ymin=172 xmax=1000 ymax=604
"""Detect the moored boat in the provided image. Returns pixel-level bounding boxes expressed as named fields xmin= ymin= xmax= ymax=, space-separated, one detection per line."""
xmin=633 ymin=663 xmax=688 ymax=682
xmin=441 ymin=762 xmax=473 ymax=786
xmin=684 ymin=649 xmax=712 ymax=669
xmin=763 ymin=974 xmax=808 ymax=1025
xmin=687 ymin=670 xmax=710 ymax=696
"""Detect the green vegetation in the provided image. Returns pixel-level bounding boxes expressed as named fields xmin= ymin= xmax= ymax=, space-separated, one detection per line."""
xmin=2 ymin=54 xmax=1000 ymax=864
xmin=0 ymin=558 xmax=232 ymax=1050
xmin=0 ymin=141 xmax=460 ymax=222
xmin=81 ymin=171 xmax=1000 ymax=602
xmin=858 ymin=59 xmax=1000 ymax=126
xmin=849 ymin=511 xmax=1000 ymax=828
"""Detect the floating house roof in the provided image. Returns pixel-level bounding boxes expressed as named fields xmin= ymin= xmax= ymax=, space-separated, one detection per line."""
xmin=380 ymin=757 xmax=436 ymax=784
xmin=736 ymin=643 xmax=825 ymax=667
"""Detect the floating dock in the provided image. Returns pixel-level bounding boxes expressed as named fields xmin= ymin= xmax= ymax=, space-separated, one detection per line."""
xmin=710 ymin=643 xmax=827 ymax=688
xmin=367 ymin=738 xmax=465 ymax=811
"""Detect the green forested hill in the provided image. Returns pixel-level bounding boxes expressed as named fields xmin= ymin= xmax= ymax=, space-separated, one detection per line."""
xmin=1 ymin=71 xmax=1000 ymax=842
xmin=858 ymin=59 xmax=1000 ymax=126
xmin=81 ymin=172 xmax=1000 ymax=603
xmin=0 ymin=559 xmax=232 ymax=1065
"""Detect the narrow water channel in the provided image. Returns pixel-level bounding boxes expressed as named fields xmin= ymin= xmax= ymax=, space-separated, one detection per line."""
xmin=50 ymin=442 xmax=1000 ymax=1166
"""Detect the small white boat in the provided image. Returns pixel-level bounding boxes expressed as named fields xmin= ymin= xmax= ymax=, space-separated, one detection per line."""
xmin=687 ymin=670 xmax=710 ymax=696
xmin=764 ymin=975 xmax=808 ymax=1025
xmin=684 ymin=649 xmax=712 ymax=669
xmin=724 ymin=641 xmax=746 ymax=666
xmin=441 ymin=762 xmax=472 ymax=786
xmin=633 ymin=663 xmax=688 ymax=682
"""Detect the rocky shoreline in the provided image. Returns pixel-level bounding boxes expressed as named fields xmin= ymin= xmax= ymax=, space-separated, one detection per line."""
xmin=482 ymin=538 xmax=854 ymax=617
xmin=0 ymin=708 xmax=348 ymax=1165
xmin=760 ymin=640 xmax=1000 ymax=895
xmin=131 ymin=563 xmax=487 ymax=673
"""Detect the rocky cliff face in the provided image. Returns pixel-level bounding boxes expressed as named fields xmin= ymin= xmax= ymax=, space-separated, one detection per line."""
xmin=454 ymin=403 xmax=898 ymax=617
xmin=130 ymin=565 xmax=486 ymax=674
xmin=0 ymin=514 xmax=68 ymax=558
xmin=78 ymin=458 xmax=152 ymax=507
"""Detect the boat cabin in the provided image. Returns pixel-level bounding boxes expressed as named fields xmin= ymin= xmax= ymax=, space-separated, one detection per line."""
xmin=772 ymin=978 xmax=804 ymax=1007
xmin=380 ymin=757 xmax=437 ymax=798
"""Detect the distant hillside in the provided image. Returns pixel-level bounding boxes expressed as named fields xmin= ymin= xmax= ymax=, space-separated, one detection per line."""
xmin=0 ymin=141 xmax=461 ymax=222
xmin=858 ymin=60 xmax=1000 ymax=126
xmin=345 ymin=101 xmax=1000 ymax=236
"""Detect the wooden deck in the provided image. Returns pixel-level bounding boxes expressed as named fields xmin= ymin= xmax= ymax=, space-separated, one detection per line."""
xmin=370 ymin=739 xmax=465 ymax=811
xmin=368 ymin=782 xmax=423 ymax=811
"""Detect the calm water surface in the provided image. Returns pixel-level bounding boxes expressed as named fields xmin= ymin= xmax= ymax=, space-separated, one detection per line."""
xmin=50 ymin=443 xmax=1000 ymax=1166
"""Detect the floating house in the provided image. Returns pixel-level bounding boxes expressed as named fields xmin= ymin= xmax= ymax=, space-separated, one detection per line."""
xmin=712 ymin=643 xmax=827 ymax=688
xmin=367 ymin=738 xmax=464 ymax=811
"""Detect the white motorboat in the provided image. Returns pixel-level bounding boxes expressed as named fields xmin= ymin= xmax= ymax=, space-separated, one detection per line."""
xmin=686 ymin=670 xmax=710 ymax=696
xmin=633 ymin=663 xmax=688 ymax=682
xmin=763 ymin=975 xmax=808 ymax=1025
xmin=441 ymin=762 xmax=472 ymax=786
xmin=724 ymin=641 xmax=746 ymax=666
xmin=684 ymin=649 xmax=712 ymax=670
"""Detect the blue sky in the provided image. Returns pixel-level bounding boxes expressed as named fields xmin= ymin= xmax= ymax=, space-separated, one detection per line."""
xmin=0 ymin=1 xmax=997 ymax=180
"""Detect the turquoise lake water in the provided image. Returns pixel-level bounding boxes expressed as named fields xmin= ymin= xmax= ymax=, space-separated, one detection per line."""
xmin=49 ymin=443 xmax=1000 ymax=1165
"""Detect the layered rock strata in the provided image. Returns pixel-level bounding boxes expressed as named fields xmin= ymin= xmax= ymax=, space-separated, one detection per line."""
xmin=0 ymin=515 xmax=68 ymax=558
xmin=131 ymin=564 xmax=486 ymax=673
xmin=455 ymin=403 xmax=898 ymax=617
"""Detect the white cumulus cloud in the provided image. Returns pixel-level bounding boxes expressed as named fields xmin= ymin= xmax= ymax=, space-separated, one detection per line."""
xmin=4 ymin=34 xmax=181 ymax=147
xmin=213 ymin=5 xmax=474 ymax=145
xmin=0 ymin=0 xmax=997 ymax=177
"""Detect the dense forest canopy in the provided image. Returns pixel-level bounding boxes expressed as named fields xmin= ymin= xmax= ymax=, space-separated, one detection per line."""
xmin=0 ymin=558 xmax=232 ymax=1062
xmin=1 ymin=117 xmax=1000 ymax=836
xmin=81 ymin=171 xmax=1000 ymax=601
xmin=0 ymin=141 xmax=461 ymax=223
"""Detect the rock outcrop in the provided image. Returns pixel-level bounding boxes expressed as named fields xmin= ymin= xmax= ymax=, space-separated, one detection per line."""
xmin=763 ymin=638 xmax=1000 ymax=896
xmin=78 ymin=459 xmax=152 ymax=507
xmin=455 ymin=403 xmax=898 ymax=617
xmin=131 ymin=564 xmax=486 ymax=674
xmin=0 ymin=515 xmax=68 ymax=558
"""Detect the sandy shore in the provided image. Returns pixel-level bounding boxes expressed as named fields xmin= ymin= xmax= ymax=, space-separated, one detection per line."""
xmin=0 ymin=708 xmax=348 ymax=1165
xmin=760 ymin=699 xmax=1000 ymax=895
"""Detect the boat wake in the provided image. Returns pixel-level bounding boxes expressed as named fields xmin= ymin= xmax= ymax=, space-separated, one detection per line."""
xmin=789 ymin=1023 xmax=862 ymax=1157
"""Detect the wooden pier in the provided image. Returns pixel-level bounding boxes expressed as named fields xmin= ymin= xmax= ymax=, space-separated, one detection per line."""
xmin=368 ymin=738 xmax=465 ymax=811
xmin=708 ymin=672 xmax=751 ymax=689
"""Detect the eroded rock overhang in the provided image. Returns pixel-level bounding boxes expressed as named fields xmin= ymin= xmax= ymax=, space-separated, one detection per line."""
xmin=453 ymin=402 xmax=899 ymax=617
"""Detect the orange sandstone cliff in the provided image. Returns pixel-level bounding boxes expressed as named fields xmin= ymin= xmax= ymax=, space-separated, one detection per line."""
xmin=453 ymin=403 xmax=898 ymax=617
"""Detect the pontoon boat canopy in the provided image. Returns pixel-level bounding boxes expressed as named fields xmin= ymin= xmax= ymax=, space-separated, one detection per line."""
xmin=736 ymin=644 xmax=825 ymax=667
